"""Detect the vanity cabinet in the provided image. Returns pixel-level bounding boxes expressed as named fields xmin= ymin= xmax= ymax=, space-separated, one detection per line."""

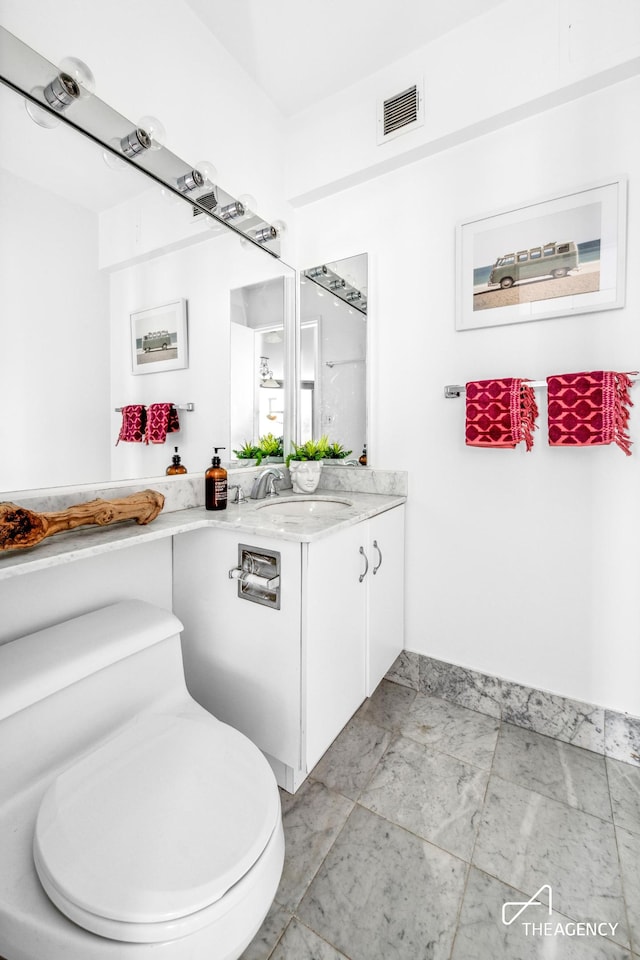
xmin=365 ymin=504 xmax=405 ymax=696
xmin=173 ymin=504 xmax=405 ymax=792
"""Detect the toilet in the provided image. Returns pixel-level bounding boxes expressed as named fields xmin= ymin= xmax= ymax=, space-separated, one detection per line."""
xmin=0 ymin=600 xmax=284 ymax=960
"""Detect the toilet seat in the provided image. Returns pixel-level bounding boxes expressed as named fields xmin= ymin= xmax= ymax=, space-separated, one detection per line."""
xmin=33 ymin=708 xmax=280 ymax=943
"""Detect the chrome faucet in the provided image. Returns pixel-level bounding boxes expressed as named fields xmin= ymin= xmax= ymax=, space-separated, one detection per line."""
xmin=250 ymin=467 xmax=284 ymax=500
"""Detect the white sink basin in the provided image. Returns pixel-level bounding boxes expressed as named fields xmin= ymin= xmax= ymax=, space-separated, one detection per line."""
xmin=255 ymin=496 xmax=353 ymax=517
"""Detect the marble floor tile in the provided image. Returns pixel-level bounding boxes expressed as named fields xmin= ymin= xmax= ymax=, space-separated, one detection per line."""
xmin=297 ymin=804 xmax=468 ymax=960
xmin=451 ymin=867 xmax=632 ymax=960
xmin=309 ymin=714 xmax=392 ymax=801
xmin=356 ymin=677 xmax=417 ymax=731
xmin=473 ymin=775 xmax=629 ymax=948
xmin=359 ymin=734 xmax=488 ymax=861
xmin=275 ymin=779 xmax=353 ymax=911
xmin=616 ymin=826 xmax=640 ymax=954
xmin=492 ymin=723 xmax=611 ymax=820
xmin=239 ymin=901 xmax=291 ymax=960
xmin=270 ymin=919 xmax=350 ymax=960
xmin=399 ymin=692 xmax=500 ymax=770
xmin=607 ymin=757 xmax=640 ymax=835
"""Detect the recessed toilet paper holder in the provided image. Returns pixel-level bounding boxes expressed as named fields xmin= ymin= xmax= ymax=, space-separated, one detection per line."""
xmin=229 ymin=544 xmax=281 ymax=609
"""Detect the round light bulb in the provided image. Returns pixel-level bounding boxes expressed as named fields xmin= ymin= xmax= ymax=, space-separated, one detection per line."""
xmin=103 ymin=140 xmax=128 ymax=170
xmin=238 ymin=193 xmax=257 ymax=216
xmin=194 ymin=160 xmax=217 ymax=186
xmin=26 ymin=55 xmax=95 ymax=128
xmin=25 ymin=93 xmax=60 ymax=128
xmin=137 ymin=115 xmax=166 ymax=150
xmin=57 ymin=57 xmax=96 ymax=98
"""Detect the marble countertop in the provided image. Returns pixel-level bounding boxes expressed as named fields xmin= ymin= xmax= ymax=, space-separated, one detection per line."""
xmin=0 ymin=489 xmax=406 ymax=581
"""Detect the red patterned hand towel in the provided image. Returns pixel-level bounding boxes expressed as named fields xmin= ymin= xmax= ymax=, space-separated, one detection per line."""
xmin=145 ymin=403 xmax=180 ymax=444
xmin=116 ymin=404 xmax=147 ymax=445
xmin=466 ymin=378 xmax=538 ymax=451
xmin=547 ymin=371 xmax=636 ymax=455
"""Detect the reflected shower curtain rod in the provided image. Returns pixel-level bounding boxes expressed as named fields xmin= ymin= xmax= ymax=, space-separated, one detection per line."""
xmin=325 ymin=358 xmax=365 ymax=368
xmin=444 ymin=375 xmax=639 ymax=399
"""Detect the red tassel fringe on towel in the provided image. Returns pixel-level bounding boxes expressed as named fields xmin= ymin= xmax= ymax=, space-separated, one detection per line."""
xmin=547 ymin=371 xmax=637 ymax=456
xmin=465 ymin=378 xmax=538 ymax=451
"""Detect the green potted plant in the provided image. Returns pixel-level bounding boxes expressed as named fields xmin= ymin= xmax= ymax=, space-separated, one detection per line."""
xmin=322 ymin=441 xmax=352 ymax=463
xmin=232 ymin=441 xmax=263 ymax=466
xmin=258 ymin=433 xmax=284 ymax=461
xmin=286 ymin=436 xmax=330 ymax=493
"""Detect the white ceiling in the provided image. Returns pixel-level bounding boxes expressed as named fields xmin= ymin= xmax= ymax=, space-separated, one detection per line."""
xmin=185 ymin=0 xmax=507 ymax=117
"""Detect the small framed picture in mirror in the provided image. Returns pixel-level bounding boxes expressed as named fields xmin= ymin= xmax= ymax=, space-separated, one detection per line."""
xmin=130 ymin=299 xmax=188 ymax=375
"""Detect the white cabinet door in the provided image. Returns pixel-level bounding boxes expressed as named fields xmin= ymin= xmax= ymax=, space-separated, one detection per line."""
xmin=366 ymin=505 xmax=405 ymax=696
xmin=303 ymin=523 xmax=367 ymax=771
xmin=173 ymin=528 xmax=303 ymax=771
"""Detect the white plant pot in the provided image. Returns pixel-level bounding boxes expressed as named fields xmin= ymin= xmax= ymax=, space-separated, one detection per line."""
xmin=289 ymin=460 xmax=322 ymax=494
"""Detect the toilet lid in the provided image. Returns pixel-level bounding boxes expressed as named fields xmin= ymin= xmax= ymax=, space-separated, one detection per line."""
xmin=34 ymin=709 xmax=280 ymax=927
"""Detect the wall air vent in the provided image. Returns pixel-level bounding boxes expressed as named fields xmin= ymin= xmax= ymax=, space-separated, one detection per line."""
xmin=377 ymin=81 xmax=424 ymax=144
xmin=192 ymin=191 xmax=218 ymax=216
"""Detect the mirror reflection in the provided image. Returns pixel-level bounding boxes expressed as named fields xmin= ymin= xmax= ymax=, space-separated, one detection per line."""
xmin=230 ymin=279 xmax=287 ymax=464
xmin=0 ymin=77 xmax=295 ymax=493
xmin=300 ymin=253 xmax=368 ymax=461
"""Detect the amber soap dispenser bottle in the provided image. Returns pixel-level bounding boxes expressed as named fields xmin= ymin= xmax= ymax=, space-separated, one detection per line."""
xmin=205 ymin=447 xmax=227 ymax=510
xmin=166 ymin=447 xmax=187 ymax=475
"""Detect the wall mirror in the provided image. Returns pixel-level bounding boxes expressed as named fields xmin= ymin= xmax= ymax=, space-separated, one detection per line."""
xmin=0 ymin=27 xmax=295 ymax=494
xmin=300 ymin=253 xmax=368 ymax=460
xmin=230 ymin=279 xmax=289 ymax=461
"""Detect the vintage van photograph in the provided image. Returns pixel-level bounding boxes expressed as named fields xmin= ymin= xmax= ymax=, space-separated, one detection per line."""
xmin=473 ymin=202 xmax=602 ymax=310
xmin=456 ymin=178 xmax=626 ymax=330
xmin=130 ymin=299 xmax=188 ymax=374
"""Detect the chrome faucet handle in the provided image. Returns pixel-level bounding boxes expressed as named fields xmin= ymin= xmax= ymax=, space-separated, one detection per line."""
xmin=228 ymin=484 xmax=247 ymax=504
xmin=265 ymin=474 xmax=282 ymax=497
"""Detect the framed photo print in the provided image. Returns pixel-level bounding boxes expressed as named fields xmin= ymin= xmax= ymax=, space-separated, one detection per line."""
xmin=456 ymin=178 xmax=627 ymax=331
xmin=130 ymin=299 xmax=188 ymax=374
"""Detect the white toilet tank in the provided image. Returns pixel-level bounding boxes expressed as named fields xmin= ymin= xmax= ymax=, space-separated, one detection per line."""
xmin=0 ymin=600 xmax=189 ymax=803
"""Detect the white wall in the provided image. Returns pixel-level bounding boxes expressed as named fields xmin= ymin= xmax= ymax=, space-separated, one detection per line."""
xmin=0 ymin=168 xmax=110 ymax=490
xmin=294 ymin=76 xmax=640 ymax=716
xmin=285 ymin=0 xmax=640 ymax=204
xmin=0 ymin=540 xmax=173 ymax=644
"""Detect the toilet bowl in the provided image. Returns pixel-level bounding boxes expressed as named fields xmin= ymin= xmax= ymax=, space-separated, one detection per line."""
xmin=0 ymin=600 xmax=284 ymax=960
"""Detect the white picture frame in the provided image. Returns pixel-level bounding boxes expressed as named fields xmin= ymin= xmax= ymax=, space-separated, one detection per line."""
xmin=130 ymin=299 xmax=188 ymax=374
xmin=455 ymin=178 xmax=627 ymax=331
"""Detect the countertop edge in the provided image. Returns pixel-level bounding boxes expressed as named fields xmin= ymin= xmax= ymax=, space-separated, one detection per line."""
xmin=0 ymin=494 xmax=407 ymax=581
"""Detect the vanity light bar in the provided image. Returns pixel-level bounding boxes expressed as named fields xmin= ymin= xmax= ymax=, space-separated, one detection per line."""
xmin=120 ymin=127 xmax=152 ymax=157
xmin=43 ymin=72 xmax=80 ymax=111
xmin=177 ymin=168 xmax=205 ymax=193
xmin=4 ymin=25 xmax=282 ymax=257
xmin=304 ymin=264 xmax=367 ymax=315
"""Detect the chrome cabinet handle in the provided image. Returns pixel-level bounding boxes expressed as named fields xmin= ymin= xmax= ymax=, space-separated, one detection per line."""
xmin=359 ymin=546 xmax=369 ymax=582
xmin=373 ymin=539 xmax=382 ymax=574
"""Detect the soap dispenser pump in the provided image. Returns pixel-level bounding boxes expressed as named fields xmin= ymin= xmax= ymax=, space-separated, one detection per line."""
xmin=166 ymin=447 xmax=187 ymax=476
xmin=205 ymin=447 xmax=227 ymax=510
